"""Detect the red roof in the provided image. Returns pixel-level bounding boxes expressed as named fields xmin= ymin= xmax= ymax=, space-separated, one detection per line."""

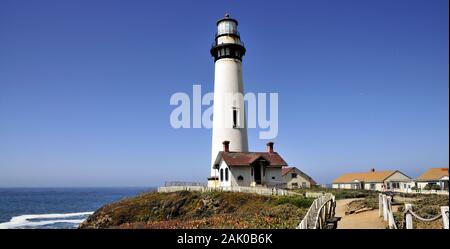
xmin=213 ymin=151 xmax=288 ymax=167
xmin=281 ymin=167 xmax=293 ymax=176
xmin=281 ymin=166 xmax=317 ymax=185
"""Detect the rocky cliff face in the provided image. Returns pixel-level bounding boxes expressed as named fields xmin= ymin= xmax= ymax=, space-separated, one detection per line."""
xmin=79 ymin=190 xmax=312 ymax=229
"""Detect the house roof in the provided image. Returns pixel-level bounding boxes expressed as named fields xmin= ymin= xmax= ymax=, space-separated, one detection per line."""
xmin=213 ymin=151 xmax=288 ymax=168
xmin=332 ymin=170 xmax=400 ymax=184
xmin=281 ymin=167 xmax=293 ymax=176
xmin=281 ymin=167 xmax=317 ymax=185
xmin=416 ymin=168 xmax=449 ymax=181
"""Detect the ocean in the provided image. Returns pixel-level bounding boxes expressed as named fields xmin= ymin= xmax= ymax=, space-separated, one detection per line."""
xmin=0 ymin=187 xmax=153 ymax=229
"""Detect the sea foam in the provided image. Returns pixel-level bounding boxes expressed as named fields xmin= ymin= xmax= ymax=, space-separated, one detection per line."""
xmin=0 ymin=211 xmax=94 ymax=229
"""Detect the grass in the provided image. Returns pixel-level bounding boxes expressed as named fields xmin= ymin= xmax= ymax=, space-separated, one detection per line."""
xmin=80 ymin=190 xmax=313 ymax=229
xmin=393 ymin=194 xmax=449 ymax=229
xmin=274 ymin=196 xmax=315 ymax=208
xmin=291 ymin=187 xmax=377 ymax=200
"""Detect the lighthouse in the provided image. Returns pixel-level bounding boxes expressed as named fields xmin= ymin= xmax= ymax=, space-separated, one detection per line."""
xmin=209 ymin=14 xmax=249 ymax=185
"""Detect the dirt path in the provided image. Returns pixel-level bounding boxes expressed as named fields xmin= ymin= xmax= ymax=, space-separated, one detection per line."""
xmin=335 ymin=198 xmax=387 ymax=229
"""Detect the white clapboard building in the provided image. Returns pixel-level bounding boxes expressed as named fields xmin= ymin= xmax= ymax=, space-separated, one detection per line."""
xmin=332 ymin=169 xmax=413 ymax=191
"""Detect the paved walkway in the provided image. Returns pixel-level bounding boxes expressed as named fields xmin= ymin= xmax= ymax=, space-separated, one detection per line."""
xmin=335 ymin=198 xmax=386 ymax=229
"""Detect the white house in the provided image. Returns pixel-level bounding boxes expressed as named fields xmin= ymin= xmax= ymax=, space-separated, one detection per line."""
xmin=210 ymin=141 xmax=287 ymax=188
xmin=281 ymin=167 xmax=316 ymax=189
xmin=416 ymin=168 xmax=449 ymax=190
xmin=332 ymin=169 xmax=413 ymax=191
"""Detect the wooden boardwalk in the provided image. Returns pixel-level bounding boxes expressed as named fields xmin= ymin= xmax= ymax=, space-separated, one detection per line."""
xmin=335 ymin=198 xmax=386 ymax=229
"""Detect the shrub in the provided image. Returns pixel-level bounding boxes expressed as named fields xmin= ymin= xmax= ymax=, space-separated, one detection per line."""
xmin=274 ymin=196 xmax=314 ymax=208
xmin=432 ymin=185 xmax=441 ymax=190
xmin=331 ymin=189 xmax=376 ymax=200
xmin=424 ymin=184 xmax=441 ymax=191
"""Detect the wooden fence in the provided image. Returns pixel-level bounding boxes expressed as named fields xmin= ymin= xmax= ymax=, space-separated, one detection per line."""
xmin=379 ymin=193 xmax=449 ymax=229
xmin=391 ymin=189 xmax=449 ymax=195
xmin=298 ymin=193 xmax=336 ymax=229
xmin=164 ymin=181 xmax=206 ymax=187
xmin=378 ymin=193 xmax=398 ymax=229
xmin=157 ymin=185 xmax=297 ymax=196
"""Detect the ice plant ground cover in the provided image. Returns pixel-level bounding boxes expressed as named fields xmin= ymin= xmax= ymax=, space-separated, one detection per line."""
xmin=80 ymin=190 xmax=314 ymax=229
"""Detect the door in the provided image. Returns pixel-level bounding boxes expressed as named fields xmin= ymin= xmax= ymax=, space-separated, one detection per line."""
xmin=253 ymin=164 xmax=261 ymax=184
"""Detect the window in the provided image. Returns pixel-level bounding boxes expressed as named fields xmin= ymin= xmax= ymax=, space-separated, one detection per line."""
xmin=225 ymin=47 xmax=230 ymax=55
xmin=292 ymin=183 xmax=298 ymax=188
xmin=271 ymin=176 xmax=275 ymax=180
xmin=391 ymin=182 xmax=400 ymax=189
xmin=237 ymin=175 xmax=244 ymax=181
xmin=218 ymin=21 xmax=236 ymax=35
xmin=233 ymin=109 xmax=237 ymax=128
xmin=370 ymin=184 xmax=376 ymax=190
xmin=302 ymin=182 xmax=307 ymax=188
xmin=291 ymin=173 xmax=297 ymax=179
xmin=225 ymin=168 xmax=229 ymax=181
xmin=220 ymin=169 xmax=224 ymax=182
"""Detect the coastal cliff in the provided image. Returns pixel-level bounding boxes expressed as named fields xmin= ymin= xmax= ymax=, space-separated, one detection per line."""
xmin=79 ymin=190 xmax=313 ymax=229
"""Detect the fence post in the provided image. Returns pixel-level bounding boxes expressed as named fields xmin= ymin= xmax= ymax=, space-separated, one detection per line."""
xmin=405 ymin=204 xmax=413 ymax=229
xmin=378 ymin=194 xmax=383 ymax=217
xmin=386 ymin=197 xmax=395 ymax=229
xmin=388 ymin=212 xmax=395 ymax=229
xmin=441 ymin=206 xmax=449 ymax=229
xmin=383 ymin=195 xmax=388 ymax=221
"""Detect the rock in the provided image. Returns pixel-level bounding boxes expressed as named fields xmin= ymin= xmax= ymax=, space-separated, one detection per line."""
xmin=79 ymin=214 xmax=113 ymax=229
xmin=354 ymin=207 xmax=373 ymax=214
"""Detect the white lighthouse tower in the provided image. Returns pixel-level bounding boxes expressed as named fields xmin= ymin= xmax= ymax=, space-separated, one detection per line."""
xmin=209 ymin=14 xmax=249 ymax=184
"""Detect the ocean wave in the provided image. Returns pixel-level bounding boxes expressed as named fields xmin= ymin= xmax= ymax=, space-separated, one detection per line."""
xmin=0 ymin=211 xmax=94 ymax=229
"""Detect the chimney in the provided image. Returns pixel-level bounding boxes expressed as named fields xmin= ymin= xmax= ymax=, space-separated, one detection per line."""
xmin=370 ymin=168 xmax=375 ymax=172
xmin=222 ymin=141 xmax=230 ymax=152
xmin=266 ymin=142 xmax=274 ymax=153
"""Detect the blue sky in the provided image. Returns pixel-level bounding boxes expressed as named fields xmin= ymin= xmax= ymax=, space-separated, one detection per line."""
xmin=0 ymin=0 xmax=448 ymax=187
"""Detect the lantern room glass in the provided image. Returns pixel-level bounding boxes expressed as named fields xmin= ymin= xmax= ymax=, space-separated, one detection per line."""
xmin=217 ymin=20 xmax=237 ymax=35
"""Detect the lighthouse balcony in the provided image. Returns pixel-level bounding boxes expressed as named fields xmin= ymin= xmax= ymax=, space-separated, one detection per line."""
xmin=215 ymin=30 xmax=240 ymax=38
xmin=210 ymin=42 xmax=246 ymax=62
xmin=211 ymin=40 xmax=244 ymax=48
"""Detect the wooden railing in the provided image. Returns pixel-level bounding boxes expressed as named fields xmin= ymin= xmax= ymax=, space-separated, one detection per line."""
xmin=298 ymin=193 xmax=336 ymax=229
xmin=403 ymin=204 xmax=449 ymax=229
xmin=379 ymin=193 xmax=449 ymax=229
xmin=378 ymin=193 xmax=398 ymax=229
xmin=164 ymin=181 xmax=206 ymax=187
xmin=390 ymin=189 xmax=449 ymax=195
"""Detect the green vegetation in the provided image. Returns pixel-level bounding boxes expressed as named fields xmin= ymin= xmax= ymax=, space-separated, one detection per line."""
xmin=291 ymin=187 xmax=377 ymax=200
xmin=274 ymin=196 xmax=314 ymax=208
xmin=346 ymin=196 xmax=379 ymax=213
xmin=80 ymin=191 xmax=312 ymax=229
xmin=424 ymin=184 xmax=442 ymax=191
xmin=329 ymin=189 xmax=378 ymax=200
xmin=393 ymin=194 xmax=449 ymax=229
